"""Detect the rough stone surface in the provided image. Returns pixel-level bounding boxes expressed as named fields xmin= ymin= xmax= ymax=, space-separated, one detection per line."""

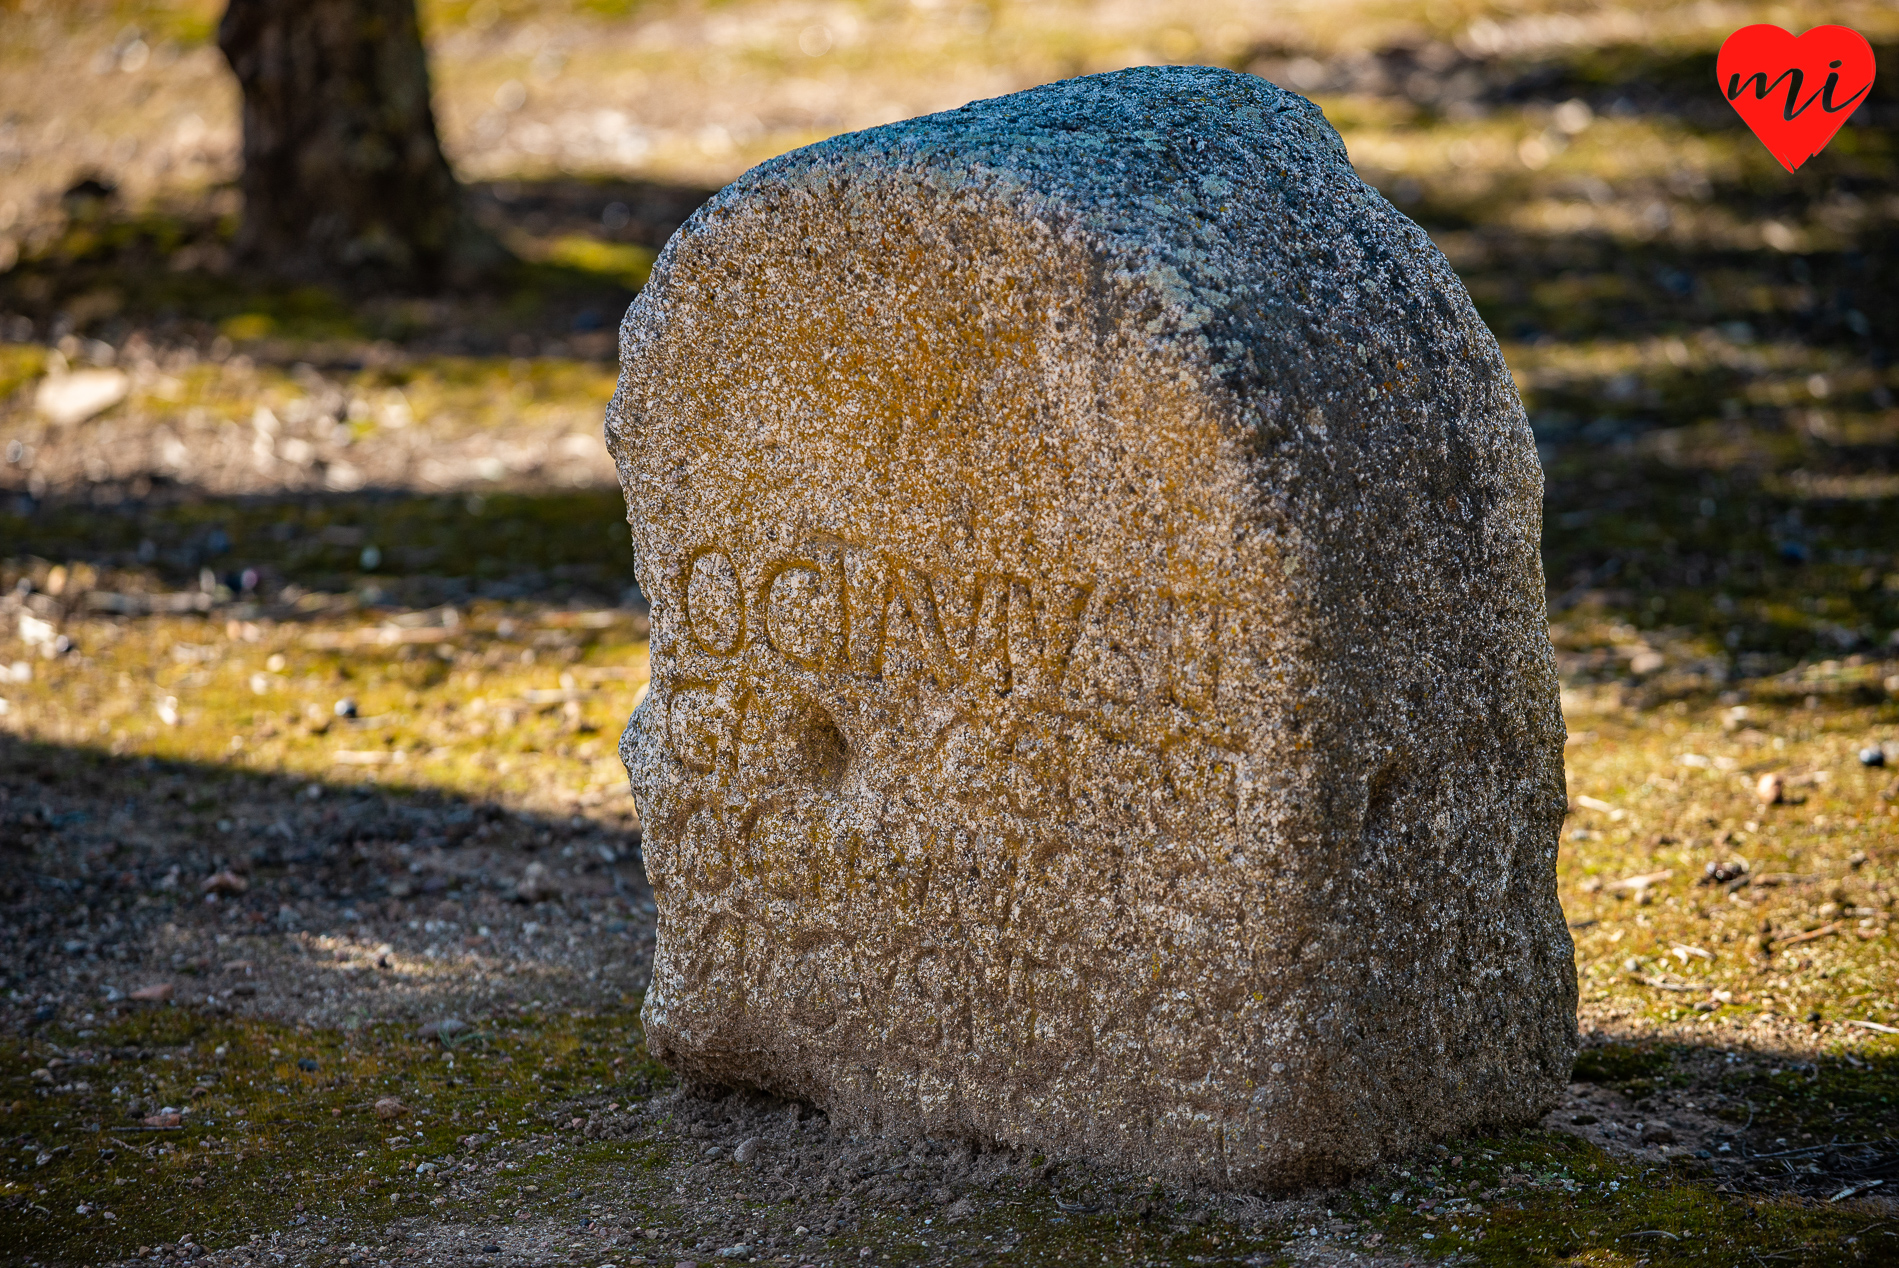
xmin=606 ymin=64 xmax=1576 ymax=1190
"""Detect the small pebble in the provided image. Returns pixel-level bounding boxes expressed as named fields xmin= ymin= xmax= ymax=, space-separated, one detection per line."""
xmin=1859 ymin=746 xmax=1886 ymax=767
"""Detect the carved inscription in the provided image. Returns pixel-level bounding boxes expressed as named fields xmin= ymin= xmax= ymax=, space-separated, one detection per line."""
xmin=672 ymin=541 xmax=1236 ymax=705
xmin=660 ymin=539 xmax=1249 ymax=828
xmin=684 ymin=549 xmax=744 ymax=655
xmin=761 ymin=559 xmax=835 ymax=670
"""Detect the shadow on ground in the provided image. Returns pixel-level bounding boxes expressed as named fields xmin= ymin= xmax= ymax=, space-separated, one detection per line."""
xmin=7 ymin=456 xmax=1894 ymax=681
xmin=3 ymin=729 xmax=1896 ymax=1268
xmin=2 ymin=486 xmax=640 ymax=609
xmin=1358 ymin=40 xmax=1899 ymax=674
xmin=0 ymin=175 xmax=715 ymax=357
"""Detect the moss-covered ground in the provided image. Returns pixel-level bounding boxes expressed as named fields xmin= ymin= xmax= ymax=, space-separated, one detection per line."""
xmin=8 ymin=1005 xmax=1896 ymax=1266
xmin=5 ymin=0 xmax=1899 ymax=1264
xmin=4 ymin=1007 xmax=668 ymax=1260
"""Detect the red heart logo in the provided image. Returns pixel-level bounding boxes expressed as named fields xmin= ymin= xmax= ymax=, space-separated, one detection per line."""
xmin=1718 ymin=25 xmax=1876 ymax=172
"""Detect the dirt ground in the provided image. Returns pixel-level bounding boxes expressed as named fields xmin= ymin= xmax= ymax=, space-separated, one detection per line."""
xmin=4 ymin=1 xmax=1899 ymax=1266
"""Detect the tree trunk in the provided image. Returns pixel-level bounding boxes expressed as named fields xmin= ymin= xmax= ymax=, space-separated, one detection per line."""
xmin=218 ymin=0 xmax=506 ymax=289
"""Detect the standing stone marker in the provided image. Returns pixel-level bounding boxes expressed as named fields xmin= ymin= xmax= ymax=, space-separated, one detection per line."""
xmin=607 ymin=65 xmax=1576 ymax=1189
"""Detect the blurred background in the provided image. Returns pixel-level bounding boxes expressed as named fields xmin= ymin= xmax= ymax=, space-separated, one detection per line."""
xmin=1 ymin=0 xmax=1895 ymax=937
xmin=1 ymin=0 xmax=1896 ymax=668
xmin=1 ymin=3 xmax=1898 ymax=1255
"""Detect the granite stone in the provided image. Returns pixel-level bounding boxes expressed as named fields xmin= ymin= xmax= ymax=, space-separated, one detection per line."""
xmin=606 ymin=64 xmax=1576 ymax=1189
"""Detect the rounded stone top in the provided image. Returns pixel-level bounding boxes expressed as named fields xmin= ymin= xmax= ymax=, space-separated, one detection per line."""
xmin=726 ymin=64 xmax=1354 ymax=247
xmin=625 ymin=65 xmax=1514 ymax=482
xmin=607 ymin=65 xmax=1573 ymax=1191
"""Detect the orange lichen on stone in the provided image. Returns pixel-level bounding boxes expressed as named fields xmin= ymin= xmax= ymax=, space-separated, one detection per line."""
xmin=606 ymin=65 xmax=1574 ymax=1190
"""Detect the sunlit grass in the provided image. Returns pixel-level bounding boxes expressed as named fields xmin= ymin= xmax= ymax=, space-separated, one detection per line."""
xmin=535 ymin=235 xmax=655 ymax=290
xmin=0 ymin=604 xmax=648 ymax=819
xmin=0 ymin=342 xmax=618 ymax=445
xmin=1554 ymin=676 xmax=1897 ymax=1032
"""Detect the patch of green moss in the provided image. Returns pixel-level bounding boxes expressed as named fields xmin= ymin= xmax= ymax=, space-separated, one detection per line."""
xmin=1716 ymin=1052 xmax=1899 ymax=1141
xmin=539 ymin=236 xmax=655 ymax=290
xmin=827 ymin=1199 xmax=1294 ymax=1267
xmin=1329 ymin=1131 xmax=1881 ymax=1267
xmin=419 ymin=0 xmax=657 ymax=33
xmin=212 ymin=288 xmax=362 ymax=343
xmin=2 ymin=1006 xmax=669 ymax=1262
xmin=791 ymin=1125 xmax=1888 ymax=1266
xmin=0 ymin=341 xmax=48 ymax=402
xmin=7 ymin=1006 xmax=1893 ymax=1268
xmin=1572 ymin=1043 xmax=1673 ymax=1088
